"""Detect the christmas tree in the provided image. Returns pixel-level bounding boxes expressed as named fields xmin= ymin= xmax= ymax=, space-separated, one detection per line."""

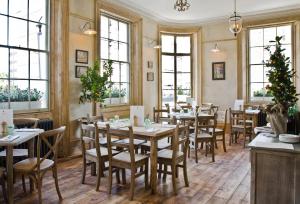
xmin=265 ymin=36 xmax=298 ymax=115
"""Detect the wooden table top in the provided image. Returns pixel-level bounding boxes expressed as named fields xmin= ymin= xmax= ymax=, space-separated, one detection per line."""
xmin=0 ymin=129 xmax=44 ymax=146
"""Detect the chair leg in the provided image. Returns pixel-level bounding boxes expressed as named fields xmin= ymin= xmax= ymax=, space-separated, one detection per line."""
xmin=145 ymin=161 xmax=149 ymax=189
xmin=1 ymin=177 xmax=7 ymax=203
xmin=211 ymin=140 xmax=215 ymax=162
xmin=53 ymin=166 xmax=63 ymax=201
xmin=195 ymin=142 xmax=198 ymax=163
xmin=223 ymin=133 xmax=227 ymax=152
xmin=158 ymin=163 xmax=162 ymax=179
xmin=188 ymin=145 xmax=190 ymax=158
xmin=122 ymin=168 xmax=126 ymax=185
xmin=163 ymin=164 xmax=167 ymax=181
xmin=171 ymin=164 xmax=177 ymax=195
xmin=22 ymin=175 xmax=27 ymax=193
xmin=108 ymin=166 xmax=113 ymax=194
xmin=183 ymin=160 xmax=189 ymax=187
xmin=81 ymin=156 xmax=87 ymax=184
xmin=116 ymin=169 xmax=120 ymax=184
xmin=36 ymin=178 xmax=42 ymax=204
xmin=176 ymin=166 xmax=179 ymax=178
xmin=96 ymin=163 xmax=102 ymax=191
xmin=130 ymin=169 xmax=136 ymax=201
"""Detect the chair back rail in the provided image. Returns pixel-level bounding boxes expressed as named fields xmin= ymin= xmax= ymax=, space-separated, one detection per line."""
xmin=172 ymin=125 xmax=189 ymax=160
xmin=194 ymin=114 xmax=217 ymax=135
xmin=229 ymin=108 xmax=246 ymax=128
xmin=153 ymin=106 xmax=170 ymax=123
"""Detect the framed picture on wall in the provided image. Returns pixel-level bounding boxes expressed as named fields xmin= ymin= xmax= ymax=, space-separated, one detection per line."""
xmin=75 ymin=49 xmax=88 ymax=64
xmin=75 ymin=66 xmax=88 ymax=78
xmin=147 ymin=72 xmax=154 ymax=81
xmin=212 ymin=62 xmax=225 ymax=80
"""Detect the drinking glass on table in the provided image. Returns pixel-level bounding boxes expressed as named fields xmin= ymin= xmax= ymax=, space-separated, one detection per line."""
xmin=144 ymin=118 xmax=152 ymax=130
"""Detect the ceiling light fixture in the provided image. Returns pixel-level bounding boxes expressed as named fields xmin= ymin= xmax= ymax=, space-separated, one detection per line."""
xmin=80 ymin=22 xmax=97 ymax=35
xmin=229 ymin=0 xmax=242 ymax=36
xmin=174 ymin=0 xmax=190 ymax=12
xmin=211 ymin=44 xmax=220 ymax=53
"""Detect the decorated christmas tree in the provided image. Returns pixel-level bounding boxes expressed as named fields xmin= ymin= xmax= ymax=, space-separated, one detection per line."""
xmin=264 ymin=36 xmax=298 ymax=135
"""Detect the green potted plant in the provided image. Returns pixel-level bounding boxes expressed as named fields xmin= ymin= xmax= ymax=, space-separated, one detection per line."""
xmin=79 ymin=60 xmax=113 ymax=115
xmin=104 ymin=87 xmax=126 ymax=104
xmin=264 ymin=36 xmax=299 ymax=136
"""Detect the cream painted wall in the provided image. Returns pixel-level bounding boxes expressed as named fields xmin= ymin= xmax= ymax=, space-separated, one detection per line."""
xmin=201 ymin=23 xmax=238 ymax=110
xmin=143 ymin=17 xmax=159 ymax=118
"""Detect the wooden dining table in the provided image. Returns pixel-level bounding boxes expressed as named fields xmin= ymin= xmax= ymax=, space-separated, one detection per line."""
xmin=0 ymin=129 xmax=44 ymax=204
xmin=96 ymin=122 xmax=176 ymax=194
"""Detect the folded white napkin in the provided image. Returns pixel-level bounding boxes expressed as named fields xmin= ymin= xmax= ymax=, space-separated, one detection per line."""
xmin=15 ymin=128 xmax=41 ymax=132
xmin=0 ymin=135 xmax=20 ymax=142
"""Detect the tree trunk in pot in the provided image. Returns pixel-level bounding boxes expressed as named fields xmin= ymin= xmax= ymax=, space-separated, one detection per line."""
xmin=267 ymin=112 xmax=287 ymax=136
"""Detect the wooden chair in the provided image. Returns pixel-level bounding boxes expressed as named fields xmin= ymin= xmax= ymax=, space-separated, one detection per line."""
xmin=229 ymin=108 xmax=252 ymax=147
xmin=13 ymin=126 xmax=66 ymax=203
xmin=204 ymin=110 xmax=228 ymax=152
xmin=157 ymin=125 xmax=189 ymax=195
xmin=0 ymin=118 xmax=39 ymax=193
xmin=189 ymin=114 xmax=216 ymax=163
xmin=0 ymin=167 xmax=7 ymax=203
xmin=200 ymin=103 xmax=213 ymax=114
xmin=153 ymin=106 xmax=170 ymax=124
xmin=80 ymin=122 xmax=120 ymax=191
xmin=106 ymin=124 xmax=149 ymax=201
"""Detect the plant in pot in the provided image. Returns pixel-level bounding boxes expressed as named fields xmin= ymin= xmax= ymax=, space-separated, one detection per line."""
xmin=264 ymin=36 xmax=298 ymax=136
xmin=79 ymin=60 xmax=113 ymax=115
xmin=104 ymin=87 xmax=126 ymax=104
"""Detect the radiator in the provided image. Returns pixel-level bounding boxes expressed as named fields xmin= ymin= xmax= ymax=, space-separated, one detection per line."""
xmin=0 ymin=119 xmax=54 ymax=166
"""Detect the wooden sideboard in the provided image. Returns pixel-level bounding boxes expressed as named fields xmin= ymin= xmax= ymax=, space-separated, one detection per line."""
xmin=248 ymin=134 xmax=300 ymax=204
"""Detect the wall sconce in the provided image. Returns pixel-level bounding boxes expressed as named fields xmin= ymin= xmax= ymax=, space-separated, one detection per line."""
xmin=80 ymin=22 xmax=97 ymax=35
xmin=211 ymin=43 xmax=220 ymax=53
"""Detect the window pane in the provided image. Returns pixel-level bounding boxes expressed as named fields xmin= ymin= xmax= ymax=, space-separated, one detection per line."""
xmin=29 ymin=22 xmax=46 ymax=50
xmin=9 ymin=0 xmax=27 ymax=19
xmin=264 ymin=46 xmax=275 ymax=63
xmin=177 ymin=73 xmax=191 ymax=89
xmin=30 ymin=80 xmax=48 ymax=109
xmin=277 ymin=25 xmax=291 ymax=44
xmin=10 ymin=49 xmax=28 ymax=79
xmin=111 ymin=62 xmax=119 ymax=83
xmin=101 ymin=15 xmax=108 ymax=38
xmin=0 ymin=79 xmax=8 ymax=108
xmin=177 ymin=56 xmax=190 ymax=72
xmin=176 ymin=36 xmax=190 ymax=53
xmin=121 ymin=83 xmax=129 ymax=103
xmin=264 ymin=66 xmax=271 ymax=82
xmin=109 ymin=19 xmax=118 ymax=41
xmin=10 ymin=80 xmax=29 ymax=110
xmin=109 ymin=41 xmax=118 ymax=61
xmin=161 ymin=35 xmax=174 ymax=53
xmin=264 ymin=27 xmax=276 ymax=45
xmin=0 ymin=0 xmax=7 ymax=15
xmin=162 ymin=90 xmax=174 ymax=107
xmin=119 ymin=21 xmax=128 ymax=43
xmin=162 ymin=55 xmax=174 ymax=72
xmin=119 ymin=42 xmax=128 ymax=62
xmin=0 ymin=48 xmax=8 ymax=77
xmin=120 ymin=63 xmax=129 ymax=83
xmin=177 ymin=89 xmax=191 ymax=103
xmin=29 ymin=0 xmax=46 ymax=23
xmin=250 ymin=83 xmax=264 ymax=98
xmin=9 ymin=17 xmax=27 ymax=48
xmin=250 ymin=65 xmax=263 ymax=82
xmin=282 ymin=45 xmax=292 ymax=61
xmin=250 ymin=29 xmax=263 ymax=47
xmin=30 ymin=52 xmax=48 ymax=79
xmin=0 ymin=15 xmax=7 ymax=45
xmin=100 ymin=38 xmax=108 ymax=59
xmin=250 ymin=47 xmax=263 ymax=64
xmin=162 ymin=73 xmax=174 ymax=89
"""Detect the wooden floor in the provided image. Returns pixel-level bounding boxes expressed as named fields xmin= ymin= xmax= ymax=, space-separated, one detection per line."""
xmin=3 ymin=138 xmax=251 ymax=204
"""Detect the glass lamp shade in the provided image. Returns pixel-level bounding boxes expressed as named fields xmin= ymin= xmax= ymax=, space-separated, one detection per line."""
xmin=229 ymin=13 xmax=242 ymax=35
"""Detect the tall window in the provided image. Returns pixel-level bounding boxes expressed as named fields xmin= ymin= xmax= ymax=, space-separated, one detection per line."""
xmin=100 ymin=14 xmax=130 ymax=105
xmin=248 ymin=24 xmax=292 ymax=102
xmin=0 ymin=0 xmax=49 ymax=111
xmin=161 ymin=34 xmax=192 ymax=108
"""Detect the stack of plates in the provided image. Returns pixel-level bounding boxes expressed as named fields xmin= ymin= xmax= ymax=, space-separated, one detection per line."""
xmin=279 ymin=134 xmax=300 ymax=143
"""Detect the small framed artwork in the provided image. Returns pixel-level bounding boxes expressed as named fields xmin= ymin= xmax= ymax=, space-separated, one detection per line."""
xmin=147 ymin=61 xmax=153 ymax=69
xmin=212 ymin=62 xmax=225 ymax=80
xmin=75 ymin=66 xmax=88 ymax=78
xmin=147 ymin=72 xmax=154 ymax=81
xmin=75 ymin=49 xmax=88 ymax=64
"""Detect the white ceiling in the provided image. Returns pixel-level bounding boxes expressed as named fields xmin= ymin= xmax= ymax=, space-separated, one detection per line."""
xmin=111 ymin=0 xmax=300 ymax=24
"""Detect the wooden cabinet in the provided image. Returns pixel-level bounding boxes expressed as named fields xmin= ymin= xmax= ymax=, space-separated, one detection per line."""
xmin=248 ymin=134 xmax=300 ymax=204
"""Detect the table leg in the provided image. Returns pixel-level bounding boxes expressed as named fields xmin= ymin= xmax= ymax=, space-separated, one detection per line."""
xmin=150 ymin=139 xmax=158 ymax=194
xmin=6 ymin=146 xmax=14 ymax=204
xmin=28 ymin=139 xmax=35 ymax=192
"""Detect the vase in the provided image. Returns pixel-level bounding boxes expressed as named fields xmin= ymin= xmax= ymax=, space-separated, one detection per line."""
xmin=267 ymin=112 xmax=288 ymax=136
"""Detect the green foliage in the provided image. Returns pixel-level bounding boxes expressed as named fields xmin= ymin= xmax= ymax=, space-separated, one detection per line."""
xmin=79 ymin=60 xmax=113 ymax=104
xmin=0 ymin=85 xmax=43 ymax=102
xmin=253 ymin=88 xmax=272 ymax=97
xmin=265 ymin=36 xmax=298 ymax=113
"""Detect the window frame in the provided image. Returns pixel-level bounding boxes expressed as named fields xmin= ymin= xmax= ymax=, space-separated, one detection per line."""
xmin=0 ymin=0 xmax=50 ymax=113
xmin=246 ymin=23 xmax=295 ymax=103
xmin=160 ymin=33 xmax=193 ymax=108
xmin=99 ymin=13 xmax=131 ymax=106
